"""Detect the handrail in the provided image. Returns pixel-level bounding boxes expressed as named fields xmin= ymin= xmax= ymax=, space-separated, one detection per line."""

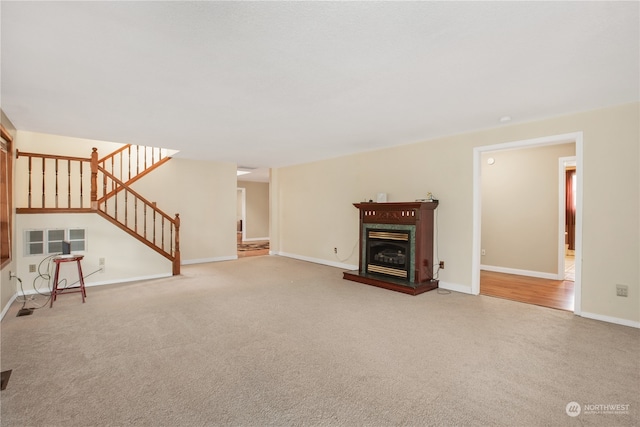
xmin=16 ymin=146 xmax=180 ymax=275
xmin=97 ymin=144 xmax=170 ymax=188
xmin=96 ymin=166 xmax=176 ymax=224
xmin=98 ymin=144 xmax=131 ymax=163
xmin=96 ymin=165 xmax=180 ymax=274
xmin=17 ymin=150 xmax=91 ymax=162
xmin=16 ymin=150 xmax=91 ymax=209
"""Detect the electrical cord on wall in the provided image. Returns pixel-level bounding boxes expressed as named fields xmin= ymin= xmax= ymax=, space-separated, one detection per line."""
xmin=45 ymin=252 xmax=101 ymax=290
xmin=15 ymin=277 xmax=28 ymax=310
xmin=14 ymin=275 xmax=50 ymax=310
xmin=32 ymin=254 xmax=57 ymax=297
xmin=334 ymin=239 xmax=359 ymax=264
xmin=14 ymin=254 xmax=59 ymax=309
xmin=21 ymin=253 xmax=100 ymax=307
xmin=11 ymin=254 xmax=56 ymax=311
xmin=61 ymin=268 xmax=101 ymax=288
xmin=431 ymin=206 xmax=451 ymax=294
xmin=432 ymin=205 xmax=441 ymax=279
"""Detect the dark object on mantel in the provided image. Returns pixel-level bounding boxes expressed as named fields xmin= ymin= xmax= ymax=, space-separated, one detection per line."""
xmin=344 ymin=201 xmax=439 ymax=295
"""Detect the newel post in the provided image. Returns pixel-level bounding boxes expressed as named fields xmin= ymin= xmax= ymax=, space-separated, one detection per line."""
xmin=173 ymin=213 xmax=181 ymax=275
xmin=90 ymin=147 xmax=98 ymax=210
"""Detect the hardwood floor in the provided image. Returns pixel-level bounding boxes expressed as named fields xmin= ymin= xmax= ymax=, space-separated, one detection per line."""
xmin=237 ymin=233 xmax=270 ymax=258
xmin=480 ymin=270 xmax=575 ymax=311
xmin=237 ymin=247 xmax=269 ymax=258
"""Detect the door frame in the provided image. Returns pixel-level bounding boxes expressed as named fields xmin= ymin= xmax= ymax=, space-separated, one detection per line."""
xmin=471 ymin=132 xmax=583 ymax=315
xmin=237 ymin=187 xmax=246 ymax=242
xmin=558 ymin=156 xmax=576 ymax=280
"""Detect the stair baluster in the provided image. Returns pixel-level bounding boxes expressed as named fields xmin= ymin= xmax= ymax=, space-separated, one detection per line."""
xmin=17 ymin=145 xmax=180 ymax=275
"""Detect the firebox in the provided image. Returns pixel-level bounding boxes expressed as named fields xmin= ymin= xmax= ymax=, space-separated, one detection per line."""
xmin=366 ymin=229 xmax=411 ymax=279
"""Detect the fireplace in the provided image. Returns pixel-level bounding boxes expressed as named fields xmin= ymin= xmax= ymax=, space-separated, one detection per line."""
xmin=344 ymin=201 xmax=439 ymax=295
xmin=366 ymin=229 xmax=411 ymax=279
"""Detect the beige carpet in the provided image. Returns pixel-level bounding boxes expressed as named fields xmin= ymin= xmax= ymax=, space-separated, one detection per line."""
xmin=1 ymin=256 xmax=638 ymax=426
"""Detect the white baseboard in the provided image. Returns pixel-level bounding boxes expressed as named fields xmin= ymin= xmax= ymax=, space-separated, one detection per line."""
xmin=242 ymin=237 xmax=269 ymax=242
xmin=275 ymin=252 xmax=480 ymax=295
xmin=438 ymin=281 xmax=473 ymax=295
xmin=83 ymin=273 xmax=173 ymax=287
xmin=6 ymin=254 xmax=637 ymax=330
xmin=580 ymin=311 xmax=640 ymax=329
xmin=480 ymin=264 xmax=561 ymax=280
xmin=182 ymin=256 xmax=238 ymax=265
xmin=277 ymin=252 xmax=472 ymax=293
xmin=1 ymin=293 xmax=18 ymax=321
xmin=17 ymin=272 xmax=174 ymax=294
xmin=276 ymin=251 xmax=358 ymax=271
xmin=1 ymin=272 xmax=173 ymax=321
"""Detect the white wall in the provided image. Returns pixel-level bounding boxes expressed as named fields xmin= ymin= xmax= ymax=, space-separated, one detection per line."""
xmin=13 ymin=130 xmax=123 ymax=157
xmin=272 ymin=103 xmax=640 ymax=325
xmin=237 ymin=180 xmax=269 ymax=241
xmin=5 ymin=130 xmax=238 ymax=315
xmin=13 ymin=131 xmax=125 ymax=209
xmin=481 ymin=143 xmax=576 ymax=275
xmin=4 ymin=104 xmax=638 ymax=325
xmin=14 ymin=213 xmax=172 ymax=292
xmin=131 ymin=157 xmax=238 ymax=264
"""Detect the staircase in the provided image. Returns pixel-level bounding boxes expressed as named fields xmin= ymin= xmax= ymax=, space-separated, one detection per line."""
xmin=16 ymin=145 xmax=180 ymax=275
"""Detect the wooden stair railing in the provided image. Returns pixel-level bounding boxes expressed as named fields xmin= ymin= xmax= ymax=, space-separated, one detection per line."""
xmin=16 ymin=146 xmax=180 ymax=275
xmin=98 ymin=144 xmax=171 ymax=200
xmin=95 ymin=166 xmax=180 ymax=275
xmin=16 ymin=150 xmax=93 ymax=212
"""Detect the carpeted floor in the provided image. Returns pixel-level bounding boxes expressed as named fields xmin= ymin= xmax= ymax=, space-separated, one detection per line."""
xmin=1 ymin=256 xmax=639 ymax=426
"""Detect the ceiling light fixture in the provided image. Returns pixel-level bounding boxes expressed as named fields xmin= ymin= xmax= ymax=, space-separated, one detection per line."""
xmin=237 ymin=165 xmax=256 ymax=176
xmin=499 ymin=115 xmax=512 ymax=123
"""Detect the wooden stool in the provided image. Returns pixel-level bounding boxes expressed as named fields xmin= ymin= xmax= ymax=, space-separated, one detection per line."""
xmin=50 ymin=255 xmax=87 ymax=307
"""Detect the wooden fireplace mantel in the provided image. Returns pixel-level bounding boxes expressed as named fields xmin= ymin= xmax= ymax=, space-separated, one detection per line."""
xmin=344 ymin=201 xmax=439 ymax=295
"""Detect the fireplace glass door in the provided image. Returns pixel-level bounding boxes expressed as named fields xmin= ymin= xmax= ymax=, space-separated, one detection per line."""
xmin=366 ymin=230 xmax=411 ymax=279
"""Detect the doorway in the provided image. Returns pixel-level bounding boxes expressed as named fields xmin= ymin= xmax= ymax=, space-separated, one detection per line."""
xmin=236 ymin=181 xmax=271 ymax=257
xmin=237 ymin=188 xmax=246 ymax=244
xmin=472 ymin=132 xmax=583 ymax=314
xmin=560 ymin=157 xmax=576 ymax=283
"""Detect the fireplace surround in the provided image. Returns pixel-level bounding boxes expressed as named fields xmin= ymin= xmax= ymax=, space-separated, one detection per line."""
xmin=344 ymin=201 xmax=439 ymax=295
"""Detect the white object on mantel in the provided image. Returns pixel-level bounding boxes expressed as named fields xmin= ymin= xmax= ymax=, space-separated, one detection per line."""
xmin=376 ymin=193 xmax=387 ymax=203
xmin=416 ymin=192 xmax=435 ymax=202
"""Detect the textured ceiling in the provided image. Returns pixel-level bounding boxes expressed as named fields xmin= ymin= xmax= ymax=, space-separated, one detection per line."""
xmin=2 ymin=1 xmax=638 ymax=182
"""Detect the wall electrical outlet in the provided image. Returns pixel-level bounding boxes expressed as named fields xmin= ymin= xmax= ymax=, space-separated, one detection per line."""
xmin=616 ymin=284 xmax=628 ymax=297
xmin=439 ymin=261 xmax=445 ymax=269
xmin=29 ymin=264 xmax=36 ymax=273
xmin=481 ymin=249 xmax=486 ymax=256
xmin=334 ymin=247 xmax=337 ymax=254
xmin=99 ymin=258 xmax=105 ymax=273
